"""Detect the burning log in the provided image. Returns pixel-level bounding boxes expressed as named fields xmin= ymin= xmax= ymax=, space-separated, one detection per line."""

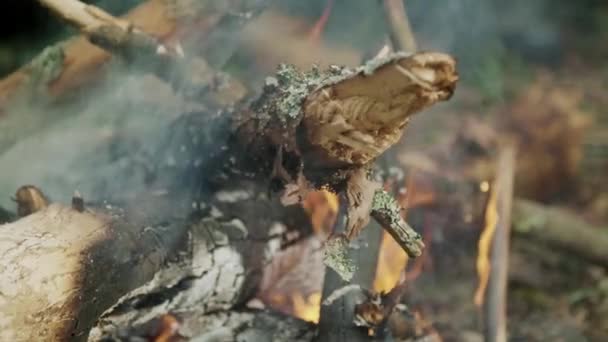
xmin=96 ymin=310 xmax=315 ymax=342
xmin=0 ymin=51 xmax=457 ymax=337
xmin=0 ymin=184 xmax=296 ymax=341
xmin=237 ymin=51 xmax=456 ymax=259
xmin=0 ymin=3 xmax=459 ymax=340
xmin=8 ymin=0 xmax=458 ymax=260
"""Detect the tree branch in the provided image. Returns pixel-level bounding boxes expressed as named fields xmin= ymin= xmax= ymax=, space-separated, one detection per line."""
xmin=0 ymin=0 xmax=179 ymax=109
xmin=371 ymin=189 xmax=424 ymax=257
xmin=483 ymin=145 xmax=516 ymax=342
xmin=37 ymin=0 xmax=181 ymax=74
xmin=382 ymin=0 xmax=417 ymax=52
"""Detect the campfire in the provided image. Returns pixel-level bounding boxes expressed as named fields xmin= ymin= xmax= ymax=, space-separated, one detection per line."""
xmin=1 ymin=1 xmax=607 ymax=341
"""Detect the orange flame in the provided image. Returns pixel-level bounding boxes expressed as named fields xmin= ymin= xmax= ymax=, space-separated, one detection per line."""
xmin=307 ymin=0 xmax=334 ymax=43
xmin=292 ymin=292 xmax=322 ymax=323
xmin=374 ymin=231 xmax=409 ymax=292
xmin=302 ymin=189 xmax=339 ymax=236
xmin=151 ymin=314 xmax=180 ymax=342
xmin=261 ymin=190 xmax=336 ymax=323
xmin=474 ymin=182 xmax=498 ymax=307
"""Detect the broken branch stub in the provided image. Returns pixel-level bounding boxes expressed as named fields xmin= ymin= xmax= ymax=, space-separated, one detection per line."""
xmin=371 ymin=190 xmax=424 ymax=257
xmin=239 ymin=52 xmax=457 ymax=175
xmin=239 ymin=53 xmax=454 ymax=258
xmin=302 ymin=52 xmax=457 ymax=167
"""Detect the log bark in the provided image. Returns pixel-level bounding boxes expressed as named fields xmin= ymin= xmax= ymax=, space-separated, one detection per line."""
xmin=512 ymin=199 xmax=608 ymax=267
xmin=94 ymin=310 xmax=315 ymax=342
xmin=316 ymin=217 xmax=383 ymax=342
xmin=0 ymin=202 xmax=180 ymax=341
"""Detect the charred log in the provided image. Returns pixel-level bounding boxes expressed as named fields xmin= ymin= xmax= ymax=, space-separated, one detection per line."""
xmin=94 ymin=310 xmax=314 ymax=342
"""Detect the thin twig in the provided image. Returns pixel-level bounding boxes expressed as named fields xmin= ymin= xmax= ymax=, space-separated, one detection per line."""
xmin=382 ymin=0 xmax=417 ymax=52
xmin=370 ymin=190 xmax=425 ymax=258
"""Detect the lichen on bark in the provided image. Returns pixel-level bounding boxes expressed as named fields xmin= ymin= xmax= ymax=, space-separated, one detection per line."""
xmin=371 ymin=189 xmax=424 ymax=257
xmin=323 ymin=235 xmax=356 ymax=282
xmin=24 ymin=44 xmax=65 ymax=94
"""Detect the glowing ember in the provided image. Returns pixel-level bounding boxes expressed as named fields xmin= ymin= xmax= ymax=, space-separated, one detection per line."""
xmin=474 ymin=182 xmax=498 ymax=307
xmin=292 ymin=292 xmax=322 ymax=323
xmin=151 ymin=314 xmax=180 ymax=342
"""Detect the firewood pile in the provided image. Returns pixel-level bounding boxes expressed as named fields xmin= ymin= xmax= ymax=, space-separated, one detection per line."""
xmin=0 ymin=1 xmax=607 ymax=341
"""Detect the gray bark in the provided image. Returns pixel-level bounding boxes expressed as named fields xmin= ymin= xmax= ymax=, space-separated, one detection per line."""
xmin=316 ymin=217 xmax=383 ymax=342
